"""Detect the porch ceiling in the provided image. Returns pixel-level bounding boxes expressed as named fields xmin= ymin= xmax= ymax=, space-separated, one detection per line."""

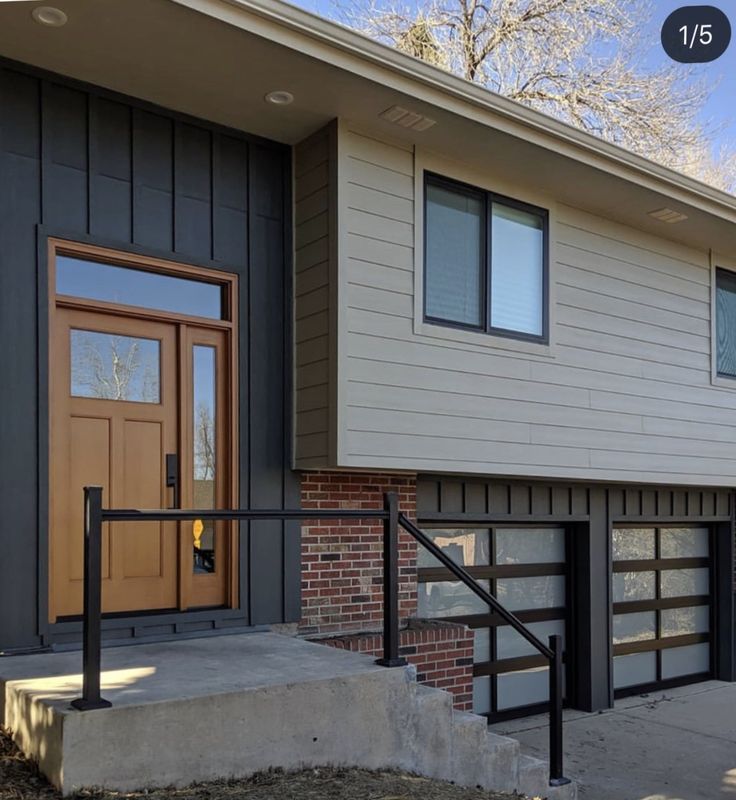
xmin=2 ymin=0 xmax=736 ymax=254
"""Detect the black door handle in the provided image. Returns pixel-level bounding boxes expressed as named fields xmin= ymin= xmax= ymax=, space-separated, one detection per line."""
xmin=166 ymin=453 xmax=179 ymax=509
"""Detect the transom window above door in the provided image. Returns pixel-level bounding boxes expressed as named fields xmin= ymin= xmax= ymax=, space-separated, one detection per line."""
xmin=423 ymin=173 xmax=549 ymax=342
xmin=56 ymin=255 xmax=226 ymax=320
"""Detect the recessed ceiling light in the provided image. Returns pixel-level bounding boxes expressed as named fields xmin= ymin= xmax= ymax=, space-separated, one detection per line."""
xmin=265 ymin=91 xmax=294 ymax=106
xmin=648 ymin=207 xmax=688 ymax=224
xmin=32 ymin=6 xmax=68 ymax=27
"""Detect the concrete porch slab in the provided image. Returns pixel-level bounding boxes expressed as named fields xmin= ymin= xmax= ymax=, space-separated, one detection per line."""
xmin=490 ymin=680 xmax=736 ymax=800
xmin=1 ymin=632 xmax=416 ymax=794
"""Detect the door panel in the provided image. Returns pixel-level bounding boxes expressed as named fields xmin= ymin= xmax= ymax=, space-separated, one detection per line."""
xmin=50 ymin=308 xmax=179 ymax=619
xmin=612 ymin=526 xmax=713 ymax=695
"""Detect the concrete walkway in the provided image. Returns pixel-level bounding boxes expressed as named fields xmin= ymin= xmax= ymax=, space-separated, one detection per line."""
xmin=490 ymin=681 xmax=736 ymax=800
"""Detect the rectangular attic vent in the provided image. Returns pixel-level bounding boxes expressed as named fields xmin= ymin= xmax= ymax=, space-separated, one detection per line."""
xmin=648 ymin=207 xmax=688 ymax=224
xmin=380 ymin=105 xmax=437 ymax=131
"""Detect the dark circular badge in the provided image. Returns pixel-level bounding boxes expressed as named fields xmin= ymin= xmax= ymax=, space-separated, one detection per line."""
xmin=661 ymin=5 xmax=731 ymax=63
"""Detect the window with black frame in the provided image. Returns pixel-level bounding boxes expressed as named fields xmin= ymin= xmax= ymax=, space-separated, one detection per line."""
xmin=424 ymin=174 xmax=548 ymax=342
xmin=716 ymin=267 xmax=736 ymax=377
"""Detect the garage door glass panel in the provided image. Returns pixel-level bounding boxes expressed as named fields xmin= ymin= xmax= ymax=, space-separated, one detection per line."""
xmin=614 ymin=652 xmax=657 ymax=689
xmin=417 ymin=580 xmax=490 ymax=618
xmin=612 ymin=571 xmax=656 ymax=602
xmin=661 ymin=568 xmax=709 ymax=598
xmin=495 ymin=528 xmax=565 ymax=564
xmin=496 ymin=575 xmax=565 ymax=611
xmin=473 ymin=677 xmax=492 ymax=715
xmin=612 ymin=528 xmax=655 ymax=561
xmin=496 ymin=620 xmax=565 ymax=660
xmin=70 ymin=330 xmax=160 ymax=403
xmin=497 ymin=667 xmax=549 ymax=710
xmin=661 ymin=605 xmax=709 ymax=638
xmin=417 ymin=529 xmax=490 ymax=569
xmin=612 ymin=611 xmax=656 ymax=644
xmin=661 ymin=643 xmax=710 ymax=680
xmin=660 ymin=528 xmax=709 ymax=559
xmin=474 ymin=628 xmax=490 ymax=662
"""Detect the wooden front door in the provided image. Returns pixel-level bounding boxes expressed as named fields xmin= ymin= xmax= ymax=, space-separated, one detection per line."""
xmin=48 ymin=240 xmax=237 ymax=622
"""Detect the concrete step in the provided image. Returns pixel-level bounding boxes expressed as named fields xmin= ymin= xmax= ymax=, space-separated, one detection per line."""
xmin=518 ymin=754 xmax=578 ymax=800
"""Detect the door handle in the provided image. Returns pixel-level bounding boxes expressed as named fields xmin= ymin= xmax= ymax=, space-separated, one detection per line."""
xmin=166 ymin=453 xmax=179 ymax=509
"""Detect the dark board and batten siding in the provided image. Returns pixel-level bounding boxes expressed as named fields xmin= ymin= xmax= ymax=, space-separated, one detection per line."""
xmin=0 ymin=61 xmax=298 ymax=651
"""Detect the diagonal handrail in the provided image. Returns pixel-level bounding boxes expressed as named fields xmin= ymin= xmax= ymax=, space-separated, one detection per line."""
xmin=71 ymin=487 xmax=568 ymax=787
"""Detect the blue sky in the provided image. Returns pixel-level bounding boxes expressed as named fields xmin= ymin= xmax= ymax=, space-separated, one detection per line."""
xmin=292 ymin=0 xmax=735 ymax=155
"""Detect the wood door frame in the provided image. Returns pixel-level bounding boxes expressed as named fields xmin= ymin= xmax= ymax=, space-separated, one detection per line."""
xmin=47 ymin=237 xmax=240 ymax=619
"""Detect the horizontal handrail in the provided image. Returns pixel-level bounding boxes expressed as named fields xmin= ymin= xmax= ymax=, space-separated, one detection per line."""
xmin=101 ymin=508 xmax=390 ymax=522
xmin=398 ymin=514 xmax=553 ymax=660
xmin=73 ymin=486 xmax=567 ymax=787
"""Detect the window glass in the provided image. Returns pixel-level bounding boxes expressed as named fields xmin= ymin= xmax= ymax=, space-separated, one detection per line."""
xmin=495 ymin=528 xmax=565 ymax=565
xmin=613 ymin=652 xmax=656 ymax=689
xmin=660 ymin=528 xmax=709 ymax=559
xmin=425 ymin=182 xmax=483 ymax=327
xmin=612 ymin=571 xmax=656 ymax=603
xmin=473 ymin=628 xmax=491 ymax=663
xmin=57 ymin=256 xmax=223 ymax=320
xmin=192 ymin=346 xmax=217 ymax=574
xmin=417 ymin=528 xmax=490 ymax=569
xmin=497 ymin=666 xmax=549 ymax=710
xmin=612 ymin=528 xmax=656 ymax=561
xmin=472 ymin=676 xmax=492 ymax=715
xmin=491 ymin=204 xmax=544 ymax=336
xmin=496 ymin=619 xmax=565 ymax=660
xmin=661 ymin=643 xmax=710 ymax=679
xmin=716 ymin=268 xmax=736 ymax=377
xmin=417 ymin=579 xmax=490 ymax=618
xmin=70 ymin=330 xmax=160 ymax=403
xmin=496 ymin=575 xmax=565 ymax=611
xmin=612 ymin=612 xmax=656 ymax=644
xmin=661 ymin=605 xmax=709 ymax=638
xmin=660 ymin=568 xmax=709 ymax=598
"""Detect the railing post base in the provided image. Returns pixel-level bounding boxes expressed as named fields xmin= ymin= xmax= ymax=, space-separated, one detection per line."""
xmin=71 ymin=697 xmax=112 ymax=712
xmin=548 ymin=633 xmax=569 ymax=786
xmin=549 ymin=777 xmax=572 ymax=787
xmin=375 ymin=657 xmax=408 ymax=668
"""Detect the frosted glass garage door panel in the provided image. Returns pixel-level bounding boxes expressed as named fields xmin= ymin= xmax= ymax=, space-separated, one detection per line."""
xmin=417 ymin=529 xmax=490 ymax=569
xmin=496 ymin=620 xmax=565 ymax=659
xmin=612 ymin=571 xmax=656 ymax=603
xmin=660 ymin=528 xmax=709 ymax=559
xmin=612 ymin=529 xmax=655 ymax=561
xmin=613 ymin=652 xmax=656 ymax=689
xmin=661 ymin=569 xmax=709 ymax=598
xmin=473 ymin=677 xmax=491 ymax=715
xmin=495 ymin=528 xmax=565 ymax=565
xmin=612 ymin=612 xmax=656 ymax=644
xmin=661 ymin=605 xmax=710 ymax=638
xmin=474 ymin=628 xmax=491 ymax=663
xmin=496 ymin=576 xmax=565 ymax=611
xmin=661 ymin=644 xmax=710 ymax=679
xmin=417 ymin=580 xmax=490 ymax=618
xmin=497 ymin=667 xmax=549 ymax=710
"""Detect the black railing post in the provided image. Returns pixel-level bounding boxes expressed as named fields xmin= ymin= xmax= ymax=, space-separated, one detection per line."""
xmin=71 ymin=486 xmax=112 ymax=711
xmin=376 ymin=492 xmax=407 ymax=668
xmin=548 ymin=633 xmax=570 ymax=786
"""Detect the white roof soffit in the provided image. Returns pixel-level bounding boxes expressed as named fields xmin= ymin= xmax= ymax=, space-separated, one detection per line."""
xmin=172 ymin=0 xmax=736 ymax=224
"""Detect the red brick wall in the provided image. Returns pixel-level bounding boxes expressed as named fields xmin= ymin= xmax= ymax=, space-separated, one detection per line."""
xmin=300 ymin=472 xmax=418 ymax=635
xmin=317 ymin=621 xmax=474 ymax=712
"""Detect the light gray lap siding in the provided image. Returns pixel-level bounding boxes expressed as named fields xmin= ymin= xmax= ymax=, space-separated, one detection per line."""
xmin=332 ymin=125 xmax=736 ymax=486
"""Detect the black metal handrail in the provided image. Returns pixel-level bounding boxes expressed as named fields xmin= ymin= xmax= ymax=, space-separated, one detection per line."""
xmin=72 ymin=486 xmax=567 ymax=787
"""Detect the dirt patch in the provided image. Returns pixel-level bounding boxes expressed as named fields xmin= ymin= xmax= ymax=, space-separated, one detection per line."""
xmin=1 ymin=728 xmax=527 ymax=800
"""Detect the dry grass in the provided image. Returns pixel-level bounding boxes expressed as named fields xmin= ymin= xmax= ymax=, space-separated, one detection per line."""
xmin=1 ymin=728 xmax=521 ymax=800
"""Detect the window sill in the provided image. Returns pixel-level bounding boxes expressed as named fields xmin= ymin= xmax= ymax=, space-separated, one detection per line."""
xmin=414 ymin=318 xmax=555 ymax=358
xmin=710 ymin=373 xmax=736 ymax=390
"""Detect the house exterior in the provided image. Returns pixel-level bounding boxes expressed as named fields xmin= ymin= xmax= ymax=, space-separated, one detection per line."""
xmin=0 ymin=0 xmax=734 ymax=725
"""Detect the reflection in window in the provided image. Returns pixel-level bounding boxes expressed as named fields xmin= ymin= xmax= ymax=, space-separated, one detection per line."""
xmin=417 ymin=580 xmax=490 ymax=618
xmin=193 ymin=346 xmax=216 ymax=574
xmin=495 ymin=528 xmax=565 ymax=565
xmin=417 ymin=529 xmax=490 ymax=569
xmin=612 ymin=571 xmax=656 ymax=603
xmin=70 ymin=330 xmax=160 ymax=402
xmin=496 ymin=575 xmax=565 ymax=611
xmin=612 ymin=612 xmax=656 ymax=644
xmin=661 ymin=605 xmax=709 ymax=638
xmin=661 ymin=568 xmax=709 ymax=598
xmin=660 ymin=528 xmax=709 ymax=559
xmin=57 ymin=256 xmax=223 ymax=319
xmin=612 ymin=528 xmax=655 ymax=561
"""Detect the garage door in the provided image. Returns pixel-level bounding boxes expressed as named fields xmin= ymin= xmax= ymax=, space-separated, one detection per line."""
xmin=612 ymin=527 xmax=712 ymax=696
xmin=417 ymin=526 xmax=569 ymax=720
